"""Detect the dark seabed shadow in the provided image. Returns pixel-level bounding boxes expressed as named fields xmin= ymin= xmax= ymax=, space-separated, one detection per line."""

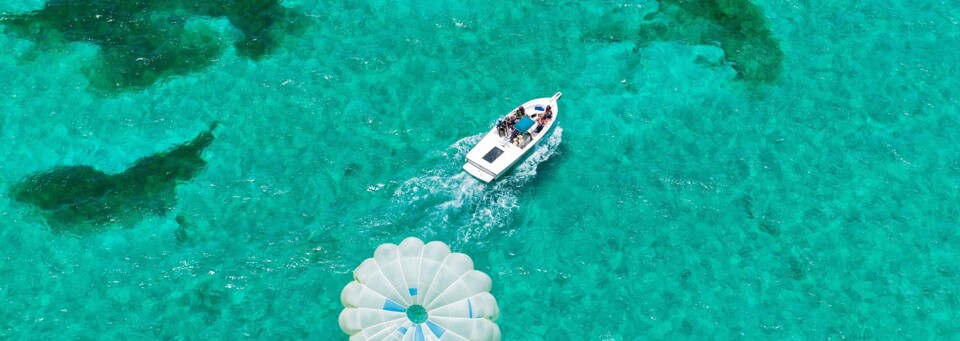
xmin=640 ymin=0 xmax=784 ymax=84
xmin=589 ymin=0 xmax=784 ymax=85
xmin=10 ymin=123 xmax=218 ymax=235
xmin=0 ymin=0 xmax=306 ymax=94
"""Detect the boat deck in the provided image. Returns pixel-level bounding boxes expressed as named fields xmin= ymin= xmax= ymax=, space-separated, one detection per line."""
xmin=462 ymin=93 xmax=561 ymax=182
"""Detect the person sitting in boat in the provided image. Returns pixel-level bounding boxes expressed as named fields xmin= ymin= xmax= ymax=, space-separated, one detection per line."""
xmin=504 ymin=115 xmax=517 ymax=130
xmin=535 ymin=105 xmax=552 ymax=123
xmin=533 ymin=122 xmax=545 ymax=134
xmin=532 ymin=105 xmax=550 ymax=129
xmin=496 ymin=119 xmax=507 ymax=137
xmin=513 ymin=106 xmax=526 ymax=119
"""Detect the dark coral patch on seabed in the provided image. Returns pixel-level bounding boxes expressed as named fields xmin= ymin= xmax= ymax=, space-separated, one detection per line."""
xmin=639 ymin=0 xmax=785 ymax=84
xmin=0 ymin=0 xmax=305 ymax=94
xmin=10 ymin=123 xmax=218 ymax=235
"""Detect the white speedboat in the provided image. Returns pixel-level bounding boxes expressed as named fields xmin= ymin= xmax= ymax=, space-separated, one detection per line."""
xmin=462 ymin=92 xmax=562 ymax=182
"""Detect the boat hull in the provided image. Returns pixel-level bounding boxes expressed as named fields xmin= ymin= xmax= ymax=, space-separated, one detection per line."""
xmin=462 ymin=92 xmax=562 ymax=182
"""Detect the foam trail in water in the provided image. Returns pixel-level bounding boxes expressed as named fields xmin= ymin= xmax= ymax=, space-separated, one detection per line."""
xmin=457 ymin=127 xmax=563 ymax=246
xmin=391 ymin=128 xmax=563 ymax=248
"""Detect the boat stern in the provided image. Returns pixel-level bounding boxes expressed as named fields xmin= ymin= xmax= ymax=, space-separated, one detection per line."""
xmin=462 ymin=162 xmax=495 ymax=183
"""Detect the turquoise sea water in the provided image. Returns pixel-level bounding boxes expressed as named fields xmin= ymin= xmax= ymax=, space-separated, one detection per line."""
xmin=1 ymin=0 xmax=959 ymax=338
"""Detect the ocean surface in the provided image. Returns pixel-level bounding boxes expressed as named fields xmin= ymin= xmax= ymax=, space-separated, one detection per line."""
xmin=1 ymin=0 xmax=959 ymax=339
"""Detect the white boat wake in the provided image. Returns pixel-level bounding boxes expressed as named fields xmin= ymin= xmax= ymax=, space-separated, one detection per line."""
xmin=391 ymin=128 xmax=563 ymax=248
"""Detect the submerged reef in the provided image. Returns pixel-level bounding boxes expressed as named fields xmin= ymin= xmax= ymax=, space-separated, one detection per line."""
xmin=640 ymin=0 xmax=784 ymax=83
xmin=0 ymin=0 xmax=304 ymax=93
xmin=11 ymin=123 xmax=218 ymax=234
xmin=589 ymin=0 xmax=784 ymax=84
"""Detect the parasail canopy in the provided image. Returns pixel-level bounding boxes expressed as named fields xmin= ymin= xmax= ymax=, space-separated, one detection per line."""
xmin=339 ymin=237 xmax=501 ymax=340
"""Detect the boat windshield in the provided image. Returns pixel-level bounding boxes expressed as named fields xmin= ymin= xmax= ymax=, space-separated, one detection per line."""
xmin=482 ymin=147 xmax=504 ymax=163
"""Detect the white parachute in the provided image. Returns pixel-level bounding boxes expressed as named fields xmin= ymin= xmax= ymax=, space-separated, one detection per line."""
xmin=339 ymin=237 xmax=501 ymax=340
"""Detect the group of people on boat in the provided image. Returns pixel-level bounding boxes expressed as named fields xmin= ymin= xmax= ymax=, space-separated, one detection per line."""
xmin=495 ymin=105 xmax=553 ymax=149
xmin=535 ymin=105 xmax=554 ymax=131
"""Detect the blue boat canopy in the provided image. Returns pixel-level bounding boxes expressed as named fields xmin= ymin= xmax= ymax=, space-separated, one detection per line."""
xmin=514 ymin=116 xmax=535 ymax=133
